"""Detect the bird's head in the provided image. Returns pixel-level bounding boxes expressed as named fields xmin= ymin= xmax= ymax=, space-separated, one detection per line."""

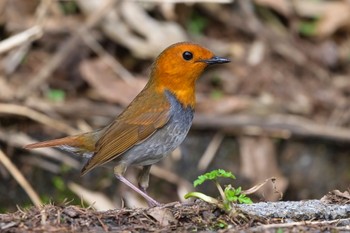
xmin=149 ymin=42 xmax=230 ymax=108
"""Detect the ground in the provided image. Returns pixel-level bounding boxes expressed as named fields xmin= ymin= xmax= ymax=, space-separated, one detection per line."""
xmin=1 ymin=196 xmax=350 ymax=232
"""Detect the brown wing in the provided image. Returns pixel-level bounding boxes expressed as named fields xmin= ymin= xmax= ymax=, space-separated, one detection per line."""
xmin=81 ymin=89 xmax=170 ymax=175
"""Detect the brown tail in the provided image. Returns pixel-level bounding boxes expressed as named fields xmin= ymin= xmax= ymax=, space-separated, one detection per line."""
xmin=23 ymin=129 xmax=103 ymax=153
xmin=24 ymin=135 xmax=83 ymax=149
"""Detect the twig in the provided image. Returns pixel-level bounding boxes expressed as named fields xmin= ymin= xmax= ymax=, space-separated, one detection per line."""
xmin=0 ymin=149 xmax=42 ymax=207
xmin=81 ymin=33 xmax=137 ymax=85
xmin=16 ymin=0 xmax=117 ymax=99
xmin=0 ymin=26 xmax=43 ymax=54
xmin=242 ymin=177 xmax=282 ymax=199
xmin=197 ymin=132 xmax=224 ymax=171
xmin=0 ymin=130 xmax=80 ymax=169
xmin=0 ymin=103 xmax=79 ymax=135
xmin=2 ymin=0 xmax=51 ymax=74
xmin=193 ymin=113 xmax=350 ymax=142
xmin=2 ymin=42 xmax=31 ymax=74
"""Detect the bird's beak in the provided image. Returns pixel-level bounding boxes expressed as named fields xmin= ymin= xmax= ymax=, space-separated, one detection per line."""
xmin=200 ymin=56 xmax=231 ymax=65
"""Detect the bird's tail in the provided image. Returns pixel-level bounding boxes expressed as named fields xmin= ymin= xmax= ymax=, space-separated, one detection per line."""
xmin=24 ymin=130 xmax=103 ymax=155
xmin=25 ymin=135 xmax=84 ymax=149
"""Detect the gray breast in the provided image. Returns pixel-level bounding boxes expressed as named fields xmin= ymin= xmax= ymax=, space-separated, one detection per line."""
xmin=117 ymin=91 xmax=194 ymax=166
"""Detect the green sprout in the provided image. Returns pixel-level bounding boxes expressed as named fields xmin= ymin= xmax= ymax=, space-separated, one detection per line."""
xmin=210 ymin=89 xmax=223 ymax=100
xmin=185 ymin=169 xmax=252 ymax=212
xmin=52 ymin=176 xmax=65 ymax=192
xmin=59 ymin=1 xmax=79 ymax=15
xmin=46 ymin=89 xmax=66 ymax=102
xmin=215 ymin=219 xmax=228 ymax=229
xmin=187 ymin=12 xmax=207 ymax=36
xmin=298 ymin=19 xmax=318 ymax=37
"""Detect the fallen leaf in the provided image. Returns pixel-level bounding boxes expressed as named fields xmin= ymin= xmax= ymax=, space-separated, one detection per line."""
xmin=321 ymin=189 xmax=350 ymax=204
xmin=255 ymin=0 xmax=291 ymax=16
xmin=294 ymin=0 xmax=350 ymax=37
xmin=147 ymin=207 xmax=177 ymax=227
xmin=79 ymin=58 xmax=146 ymax=106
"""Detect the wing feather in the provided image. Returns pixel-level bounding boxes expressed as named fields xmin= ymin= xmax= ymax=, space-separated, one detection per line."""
xmin=81 ymin=90 xmax=170 ymax=175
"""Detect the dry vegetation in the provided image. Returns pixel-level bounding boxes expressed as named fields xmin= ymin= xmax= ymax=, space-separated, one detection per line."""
xmin=0 ymin=0 xmax=350 ymax=232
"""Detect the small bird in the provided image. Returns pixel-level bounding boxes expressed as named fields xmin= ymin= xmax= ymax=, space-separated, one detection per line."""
xmin=25 ymin=42 xmax=230 ymax=206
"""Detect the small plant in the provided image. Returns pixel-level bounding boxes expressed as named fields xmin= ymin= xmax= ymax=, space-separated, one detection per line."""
xmin=185 ymin=169 xmax=252 ymax=212
xmin=187 ymin=12 xmax=207 ymax=36
xmin=46 ymin=89 xmax=66 ymax=102
xmin=298 ymin=19 xmax=318 ymax=37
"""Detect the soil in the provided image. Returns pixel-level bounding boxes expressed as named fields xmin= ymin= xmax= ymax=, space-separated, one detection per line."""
xmin=1 ymin=199 xmax=349 ymax=233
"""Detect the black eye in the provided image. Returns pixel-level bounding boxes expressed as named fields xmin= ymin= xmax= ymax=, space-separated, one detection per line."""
xmin=182 ymin=51 xmax=193 ymax=61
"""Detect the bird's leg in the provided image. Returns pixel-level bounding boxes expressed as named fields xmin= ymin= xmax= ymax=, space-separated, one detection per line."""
xmin=138 ymin=165 xmax=151 ymax=193
xmin=114 ymin=165 xmax=160 ymax=207
xmin=138 ymin=165 xmax=157 ymax=206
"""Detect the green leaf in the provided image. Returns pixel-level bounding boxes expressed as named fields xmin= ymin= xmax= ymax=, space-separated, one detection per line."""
xmin=193 ymin=169 xmax=236 ymax=187
xmin=187 ymin=12 xmax=207 ymax=35
xmin=52 ymin=176 xmax=65 ymax=191
xmin=234 ymin=187 xmax=242 ymax=195
xmin=215 ymin=220 xmax=228 ymax=229
xmin=60 ymin=1 xmax=78 ymax=15
xmin=224 ymin=188 xmax=236 ymax=202
xmin=299 ymin=20 xmax=317 ymax=36
xmin=224 ymin=185 xmax=252 ymax=204
xmin=238 ymin=194 xmax=253 ymax=204
xmin=210 ymin=89 xmax=223 ymax=100
xmin=46 ymin=89 xmax=66 ymax=102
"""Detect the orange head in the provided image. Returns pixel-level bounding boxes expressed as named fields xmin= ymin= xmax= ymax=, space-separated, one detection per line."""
xmin=149 ymin=42 xmax=230 ymax=108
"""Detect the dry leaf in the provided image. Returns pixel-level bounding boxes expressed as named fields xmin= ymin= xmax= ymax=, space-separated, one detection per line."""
xmin=239 ymin=136 xmax=288 ymax=201
xmin=77 ymin=0 xmax=187 ymax=59
xmin=294 ymin=0 xmax=350 ymax=37
xmin=254 ymin=0 xmax=291 ymax=16
xmin=321 ymin=189 xmax=350 ymax=204
xmin=147 ymin=207 xmax=177 ymax=227
xmin=79 ymin=58 xmax=146 ymax=106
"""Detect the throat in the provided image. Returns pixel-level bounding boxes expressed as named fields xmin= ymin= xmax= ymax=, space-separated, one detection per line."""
xmin=168 ymin=89 xmax=195 ymax=109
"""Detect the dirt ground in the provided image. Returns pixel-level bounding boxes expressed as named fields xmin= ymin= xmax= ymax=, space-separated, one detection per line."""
xmin=1 ymin=198 xmax=350 ymax=233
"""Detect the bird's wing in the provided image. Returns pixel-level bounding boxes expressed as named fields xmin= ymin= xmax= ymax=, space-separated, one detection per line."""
xmin=81 ymin=90 xmax=170 ymax=175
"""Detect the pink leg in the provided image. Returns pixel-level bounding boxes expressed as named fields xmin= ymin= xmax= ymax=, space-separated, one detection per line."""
xmin=115 ymin=174 xmax=160 ymax=207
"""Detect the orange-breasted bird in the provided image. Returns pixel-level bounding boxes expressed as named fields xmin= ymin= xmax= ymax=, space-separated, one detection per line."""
xmin=25 ymin=42 xmax=230 ymax=206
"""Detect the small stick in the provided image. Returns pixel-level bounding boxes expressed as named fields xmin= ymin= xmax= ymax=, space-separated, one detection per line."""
xmin=0 ymin=103 xmax=79 ymax=135
xmin=197 ymin=132 xmax=224 ymax=171
xmin=0 ymin=130 xmax=80 ymax=169
xmin=81 ymin=33 xmax=137 ymax=85
xmin=0 ymin=26 xmax=43 ymax=54
xmin=0 ymin=149 xmax=42 ymax=207
xmin=17 ymin=0 xmax=117 ymax=99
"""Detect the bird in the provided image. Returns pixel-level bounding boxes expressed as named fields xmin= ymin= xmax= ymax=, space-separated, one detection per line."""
xmin=24 ymin=42 xmax=230 ymax=206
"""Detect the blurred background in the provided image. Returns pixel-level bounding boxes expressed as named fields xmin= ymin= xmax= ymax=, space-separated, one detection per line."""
xmin=1 ymin=0 xmax=350 ymax=212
